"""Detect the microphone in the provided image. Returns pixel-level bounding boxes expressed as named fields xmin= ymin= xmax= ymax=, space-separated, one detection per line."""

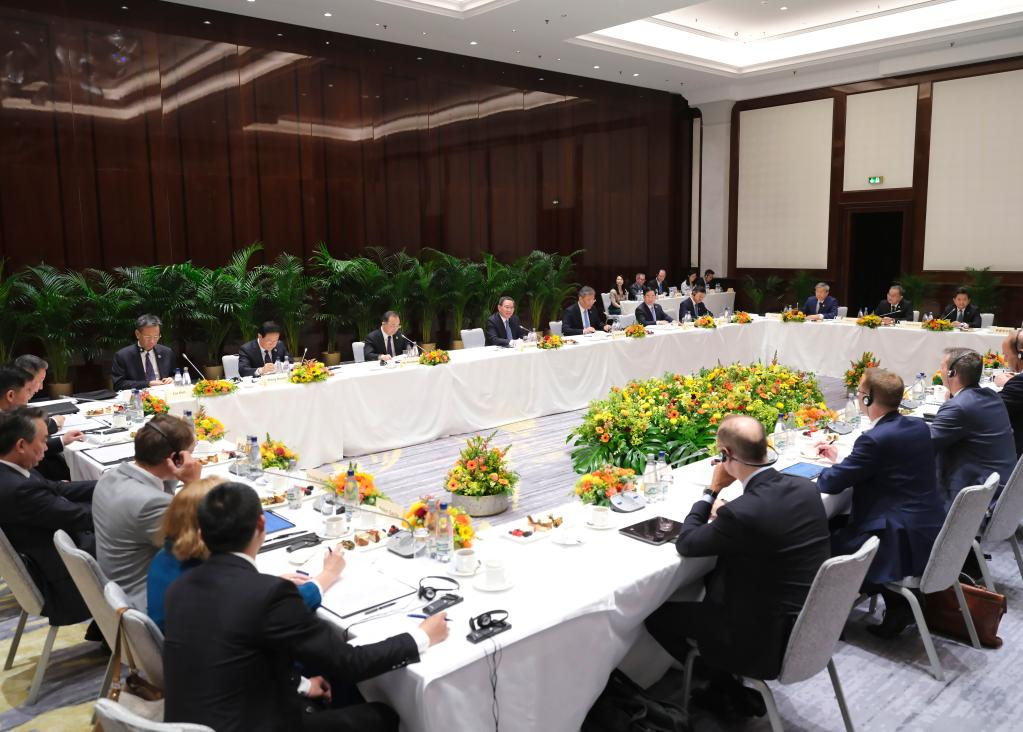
xmin=181 ymin=353 xmax=209 ymax=382
xmin=940 ymin=306 xmax=957 ymax=320
xmin=300 ymin=347 xmax=308 ymax=363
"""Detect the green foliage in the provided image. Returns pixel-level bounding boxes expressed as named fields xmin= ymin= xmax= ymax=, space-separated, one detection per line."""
xmin=19 ymin=265 xmax=81 ymax=383
xmin=964 ymin=267 xmax=1002 ymax=315
xmin=223 ymin=243 xmax=267 ymax=342
xmin=0 ymin=260 xmax=26 ymax=364
xmin=895 ymin=272 xmax=933 ymax=310
xmin=262 ymin=254 xmax=312 ymax=357
xmin=65 ymin=269 xmax=141 ymax=361
xmin=190 ymin=263 xmax=250 ymax=365
xmin=413 ymin=249 xmax=447 ymax=344
xmin=785 ymin=270 xmax=817 ymax=309
xmin=743 ymin=274 xmax=783 ymax=314
xmin=435 ymin=251 xmax=483 ymax=335
xmin=116 ymin=263 xmax=199 ymax=344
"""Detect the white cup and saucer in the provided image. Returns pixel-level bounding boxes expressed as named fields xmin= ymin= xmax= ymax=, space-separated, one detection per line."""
xmin=473 ymin=559 xmax=514 ymax=592
xmin=449 ymin=548 xmax=482 ymax=577
xmin=585 ymin=505 xmax=616 ymax=530
xmin=324 ymin=514 xmax=350 ymax=539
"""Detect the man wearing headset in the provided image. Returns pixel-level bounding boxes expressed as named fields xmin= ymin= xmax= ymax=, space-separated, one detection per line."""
xmin=994 ymin=330 xmax=1023 ymax=458
xmin=930 ymin=348 xmax=1016 ymax=509
xmin=814 ymin=369 xmax=945 ymax=639
xmin=644 ymin=415 xmax=829 ymax=718
xmin=92 ymin=414 xmax=199 ymax=610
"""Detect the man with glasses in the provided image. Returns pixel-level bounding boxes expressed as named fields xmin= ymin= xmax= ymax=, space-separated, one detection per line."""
xmin=111 ymin=314 xmax=178 ymax=390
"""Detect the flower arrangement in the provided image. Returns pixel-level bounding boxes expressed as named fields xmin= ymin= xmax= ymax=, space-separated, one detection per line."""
xmin=857 ymin=314 xmax=883 ymax=329
xmin=923 ymin=318 xmax=954 ymax=332
xmin=328 ymin=463 xmax=387 ymax=505
xmin=193 ymin=407 xmax=225 ymax=442
xmin=261 ymin=433 xmax=298 ymax=470
xmin=404 ymin=498 xmax=475 ymax=549
xmin=537 ymin=334 xmax=564 ymax=350
xmin=782 ymin=309 xmax=807 ymax=323
xmin=983 ymin=350 xmax=1007 ymax=369
xmin=573 ymin=465 xmax=636 ymax=507
xmin=193 ymin=379 xmax=237 ymax=398
xmin=844 ymin=351 xmax=880 ymax=392
xmin=792 ymin=405 xmax=838 ymax=431
xmin=731 ymin=311 xmax=752 ymax=324
xmin=624 ymin=323 xmax=647 ymax=339
xmin=695 ymin=315 xmax=716 ymax=329
xmin=568 ymin=360 xmax=825 ymax=474
xmin=289 ymin=360 xmax=329 ymax=384
xmin=932 ymin=370 xmax=944 ymax=386
xmin=444 ymin=432 xmax=519 ymax=497
xmin=140 ymin=391 xmax=169 ymax=416
xmin=419 ymin=349 xmax=450 ymax=366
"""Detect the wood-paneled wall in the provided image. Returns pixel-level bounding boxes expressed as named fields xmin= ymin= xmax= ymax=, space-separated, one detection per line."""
xmin=0 ymin=0 xmax=696 ymax=288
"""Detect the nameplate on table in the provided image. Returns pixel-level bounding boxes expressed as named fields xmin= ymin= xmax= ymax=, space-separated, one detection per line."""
xmin=764 ymin=313 xmax=782 ymax=321
xmin=992 ymin=326 xmax=1015 ymax=335
xmin=162 ymin=386 xmax=193 ymax=402
xmin=259 ymin=373 xmax=291 ymax=387
xmin=898 ymin=321 xmax=923 ymax=329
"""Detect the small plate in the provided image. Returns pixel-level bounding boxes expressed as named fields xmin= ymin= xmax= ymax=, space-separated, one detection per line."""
xmin=447 ymin=564 xmax=481 ymax=578
xmin=552 ymin=531 xmax=586 ymax=546
xmin=473 ymin=576 xmax=514 ymax=592
xmin=585 ymin=521 xmax=617 ymax=531
xmin=501 ymin=523 xmax=552 ymax=544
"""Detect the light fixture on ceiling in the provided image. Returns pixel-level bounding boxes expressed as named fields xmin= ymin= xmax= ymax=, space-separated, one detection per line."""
xmin=539 ymin=77 xmax=544 ymax=80
xmin=470 ymin=40 xmax=478 ymax=45
xmin=324 ymin=12 xmax=332 ymax=17
xmin=276 ymin=32 xmax=283 ymax=37
xmin=555 ymin=58 xmax=560 ymax=61
xmin=325 ymin=40 xmax=330 ymax=45
xmin=593 ymin=65 xmax=599 ymax=69
xmin=422 ymin=31 xmax=427 ymax=35
xmin=120 ymin=4 xmax=128 ymax=8
xmin=515 ymin=50 xmax=521 ymax=53
xmin=780 ymin=5 xmax=788 ymax=9
xmin=633 ymin=73 xmax=639 ymax=77
xmin=203 ymin=20 xmax=211 ymax=25
xmin=417 ymin=56 xmax=423 ymax=60
xmin=512 ymin=28 xmax=517 ymax=32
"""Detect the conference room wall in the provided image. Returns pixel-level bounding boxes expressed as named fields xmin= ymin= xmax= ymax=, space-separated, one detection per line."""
xmin=727 ymin=54 xmax=1023 ymax=327
xmin=0 ymin=0 xmax=695 ymax=296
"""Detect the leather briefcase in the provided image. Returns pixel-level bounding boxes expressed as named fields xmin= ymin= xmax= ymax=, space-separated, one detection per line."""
xmin=924 ymin=578 xmax=1006 ymax=649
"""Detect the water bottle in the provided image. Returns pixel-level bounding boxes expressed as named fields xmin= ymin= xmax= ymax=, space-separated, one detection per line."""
xmin=426 ymin=499 xmax=438 ymax=559
xmin=723 ymin=307 xmax=731 ymax=322
xmin=912 ymin=372 xmax=926 ymax=401
xmin=434 ymin=502 xmax=453 ymax=563
xmin=658 ymin=450 xmax=673 ymax=486
xmin=683 ymin=311 xmax=692 ymax=324
xmin=845 ymin=392 xmax=859 ymax=424
xmin=173 ymin=369 xmax=182 ymax=386
xmin=641 ymin=455 xmax=656 ymax=499
xmin=342 ymin=468 xmax=360 ymax=527
xmin=774 ymin=414 xmax=789 ymax=452
xmin=247 ymin=435 xmax=262 ymax=478
xmin=127 ymin=389 xmax=144 ymax=425
xmin=183 ymin=410 xmax=194 ymax=436
xmin=182 ymin=369 xmax=192 ymax=386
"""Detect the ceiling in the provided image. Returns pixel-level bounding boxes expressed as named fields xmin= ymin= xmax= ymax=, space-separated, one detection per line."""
xmin=162 ymin=0 xmax=1023 ymax=104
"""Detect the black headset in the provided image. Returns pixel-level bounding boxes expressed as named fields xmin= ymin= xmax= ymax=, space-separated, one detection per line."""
xmin=469 ymin=609 xmax=509 ymax=632
xmin=146 ymin=419 xmax=183 ymax=467
xmin=861 ymin=388 xmax=874 ymax=407
xmin=1015 ymin=330 xmax=1023 ymax=362
xmin=718 ymin=446 xmax=779 ymax=468
xmin=947 ymin=351 xmax=968 ymax=378
xmin=418 ymin=576 xmax=460 ymax=602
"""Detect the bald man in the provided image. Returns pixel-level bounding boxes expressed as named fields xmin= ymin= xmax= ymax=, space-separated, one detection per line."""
xmin=995 ymin=330 xmax=1023 ymax=458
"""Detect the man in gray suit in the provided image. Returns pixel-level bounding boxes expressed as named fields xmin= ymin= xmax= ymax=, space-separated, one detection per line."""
xmin=92 ymin=414 xmax=199 ymax=610
xmin=930 ymin=348 xmax=1016 ymax=508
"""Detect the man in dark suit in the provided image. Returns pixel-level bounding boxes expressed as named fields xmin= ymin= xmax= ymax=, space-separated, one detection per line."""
xmin=873 ymin=285 xmax=913 ymax=324
xmin=628 ymin=272 xmax=647 ymax=301
xmin=110 ymin=314 xmax=177 ymax=390
xmin=645 ymin=415 xmax=829 ymax=716
xmin=995 ymin=330 xmax=1023 ymax=458
xmin=941 ymin=287 xmax=983 ymax=329
xmin=0 ymin=407 xmax=96 ymax=626
xmin=634 ymin=287 xmax=674 ymax=326
xmin=802 ymin=282 xmax=839 ymax=321
xmin=679 ymin=286 xmax=714 ymax=321
xmin=562 ymin=287 xmax=610 ymax=336
xmin=652 ymin=269 xmax=669 ymax=295
xmin=485 ymin=297 xmax=529 ymax=347
xmin=1 ymin=365 xmax=82 ymax=481
xmin=702 ymin=269 xmax=717 ymax=291
xmin=930 ymin=348 xmax=1016 ymax=507
xmin=816 ymin=368 xmax=945 ymax=638
xmin=363 ymin=311 xmax=413 ymax=362
xmin=238 ymin=321 xmax=291 ymax=377
xmin=164 ymin=481 xmax=449 ymax=732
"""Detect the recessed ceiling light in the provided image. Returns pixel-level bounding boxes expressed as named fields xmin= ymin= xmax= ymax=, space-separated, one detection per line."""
xmin=515 ymin=50 xmax=520 ymax=54
xmin=325 ymin=40 xmax=330 ymax=45
xmin=780 ymin=5 xmax=788 ymax=9
xmin=633 ymin=73 xmax=639 ymax=77
xmin=276 ymin=32 xmax=283 ymax=37
xmin=593 ymin=65 xmax=600 ymax=69
xmin=539 ymin=77 xmax=544 ymax=81
xmin=416 ymin=56 xmax=423 ymax=60
xmin=375 ymin=23 xmax=380 ymax=26
xmin=555 ymin=58 xmax=561 ymax=61
xmin=120 ymin=4 xmax=128 ymax=8
xmin=324 ymin=12 xmax=332 ymax=17
xmin=422 ymin=31 xmax=427 ymax=35
xmin=512 ymin=29 xmax=517 ymax=32
xmin=203 ymin=20 xmax=211 ymax=25
xmin=469 ymin=40 xmax=478 ymax=45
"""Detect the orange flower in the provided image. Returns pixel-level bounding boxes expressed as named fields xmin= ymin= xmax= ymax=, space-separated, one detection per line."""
xmin=595 ymin=426 xmax=604 ymax=434
xmin=600 ymin=433 xmax=610 ymax=443
xmin=466 ymin=459 xmax=478 ymax=471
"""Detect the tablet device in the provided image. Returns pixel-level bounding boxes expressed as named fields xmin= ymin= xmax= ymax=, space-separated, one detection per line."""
xmin=780 ymin=462 xmax=825 ymax=480
xmin=619 ymin=516 xmax=684 ymax=546
xmin=264 ymin=510 xmax=296 ymax=535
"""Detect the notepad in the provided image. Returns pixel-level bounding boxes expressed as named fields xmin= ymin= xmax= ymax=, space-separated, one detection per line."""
xmin=318 ymin=565 xmax=417 ymax=620
xmin=81 ymin=442 xmax=136 ymax=466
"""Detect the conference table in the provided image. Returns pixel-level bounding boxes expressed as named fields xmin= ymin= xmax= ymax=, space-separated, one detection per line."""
xmin=618 ymin=290 xmax=736 ymax=320
xmin=64 ymin=318 xmax=1006 ymax=479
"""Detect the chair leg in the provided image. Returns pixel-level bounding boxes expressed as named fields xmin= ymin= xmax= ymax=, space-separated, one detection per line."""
xmin=868 ymin=594 xmax=878 ymax=616
xmin=99 ymin=652 xmax=117 ymax=699
xmin=25 ymin=625 xmax=58 ymax=706
xmin=681 ymin=647 xmax=699 ymax=714
xmin=828 ymin=658 xmax=856 ymax=732
xmin=951 ymin=581 xmax=982 ymax=649
xmin=4 ymin=610 xmax=28 ymax=670
xmin=894 ymin=585 xmax=944 ymax=681
xmin=972 ymin=540 xmax=996 ymax=592
xmin=747 ymin=678 xmax=784 ymax=732
xmin=1009 ymin=535 xmax=1023 ymax=584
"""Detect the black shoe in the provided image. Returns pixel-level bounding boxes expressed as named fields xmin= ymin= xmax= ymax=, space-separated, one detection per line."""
xmin=719 ymin=676 xmax=767 ymax=718
xmin=84 ymin=620 xmax=103 ymax=642
xmin=866 ymin=603 xmax=914 ymax=639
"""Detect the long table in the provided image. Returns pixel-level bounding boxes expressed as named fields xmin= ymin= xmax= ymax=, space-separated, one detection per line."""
xmin=65 ymin=319 xmax=1004 ymax=479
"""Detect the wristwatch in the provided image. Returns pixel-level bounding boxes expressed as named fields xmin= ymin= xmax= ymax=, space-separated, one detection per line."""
xmin=702 ymin=487 xmax=716 ymax=498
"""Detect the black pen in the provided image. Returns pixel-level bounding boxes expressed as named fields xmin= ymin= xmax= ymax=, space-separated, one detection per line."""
xmin=364 ymin=601 xmax=396 ymax=615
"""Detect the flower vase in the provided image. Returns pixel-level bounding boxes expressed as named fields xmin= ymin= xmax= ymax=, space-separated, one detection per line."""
xmin=449 ymin=492 xmax=509 ymax=517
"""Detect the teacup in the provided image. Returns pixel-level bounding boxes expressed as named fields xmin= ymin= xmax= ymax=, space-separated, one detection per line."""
xmin=324 ymin=514 xmax=348 ymax=538
xmin=454 ymin=548 xmax=479 ymax=574
xmin=483 ymin=559 xmax=507 ymax=587
xmin=589 ymin=505 xmax=610 ymax=528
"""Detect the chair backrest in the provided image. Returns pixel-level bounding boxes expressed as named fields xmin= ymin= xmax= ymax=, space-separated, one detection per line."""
xmin=981 ymin=455 xmax=1023 ymax=543
xmin=980 ymin=313 xmax=994 ymax=329
xmin=221 ymin=354 xmax=240 ymax=380
xmin=921 ymin=473 xmax=1000 ymax=593
xmin=351 ymin=341 xmax=365 ymax=363
xmin=836 ymin=306 xmax=848 ymax=319
xmin=617 ymin=314 xmax=636 ymax=328
xmin=0 ymin=527 xmax=45 ymax=616
xmin=53 ymin=529 xmax=119 ymax=647
xmin=913 ymin=309 xmax=920 ymax=322
xmin=601 ymin=292 xmax=611 ymax=310
xmin=460 ymin=328 xmax=485 ymax=349
xmin=105 ymin=581 xmax=165 ymax=688
xmin=778 ymin=536 xmax=880 ymax=684
xmin=548 ymin=321 xmax=563 ymax=336
xmin=94 ymin=698 xmax=214 ymax=732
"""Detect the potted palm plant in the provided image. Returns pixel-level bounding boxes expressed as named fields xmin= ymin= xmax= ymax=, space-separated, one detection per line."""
xmin=189 ymin=264 xmax=245 ymax=377
xmin=0 ymin=260 xmax=26 ymax=365
xmin=743 ymin=274 xmax=782 ymax=315
xmin=476 ymin=253 xmax=525 ymax=327
xmin=310 ymin=242 xmax=364 ymax=365
xmin=224 ymin=243 xmax=267 ymax=344
xmin=413 ymin=250 xmax=447 ymax=351
xmin=541 ymin=251 xmax=581 ymax=327
xmin=67 ymin=269 xmax=141 ymax=388
xmin=519 ymin=251 xmax=553 ymax=331
xmin=437 ymin=252 xmax=482 ymax=348
xmin=20 ymin=265 xmax=81 ymax=396
xmin=262 ymin=254 xmax=312 ymax=358
xmin=116 ymin=262 xmax=199 ymax=349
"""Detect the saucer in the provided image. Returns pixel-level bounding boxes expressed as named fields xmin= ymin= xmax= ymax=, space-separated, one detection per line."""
xmin=448 ymin=564 xmax=481 ymax=578
xmin=474 ymin=576 xmax=514 ymax=592
xmin=552 ymin=532 xmax=586 ymax=546
xmin=585 ymin=521 xmax=617 ymax=531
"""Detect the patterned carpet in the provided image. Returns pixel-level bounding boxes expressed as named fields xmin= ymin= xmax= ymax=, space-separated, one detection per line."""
xmin=5 ymin=375 xmax=1023 ymax=731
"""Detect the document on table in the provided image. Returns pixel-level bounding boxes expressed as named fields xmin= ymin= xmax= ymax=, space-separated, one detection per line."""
xmin=318 ymin=564 xmax=417 ymax=620
xmin=56 ymin=415 xmax=109 ymax=434
xmin=81 ymin=442 xmax=136 ymax=466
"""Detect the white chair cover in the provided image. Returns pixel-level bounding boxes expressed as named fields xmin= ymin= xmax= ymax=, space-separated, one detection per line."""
xmin=221 ymin=354 xmax=240 ymax=380
xmin=460 ymin=328 xmax=486 ymax=349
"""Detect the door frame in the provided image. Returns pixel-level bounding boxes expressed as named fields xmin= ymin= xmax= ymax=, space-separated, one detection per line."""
xmin=838 ymin=201 xmax=914 ymax=304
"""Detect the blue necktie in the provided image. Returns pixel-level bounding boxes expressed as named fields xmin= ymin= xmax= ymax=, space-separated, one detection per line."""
xmin=583 ymin=308 xmax=590 ymax=329
xmin=144 ymin=350 xmax=157 ymax=381
xmin=505 ymin=321 xmax=513 ymax=341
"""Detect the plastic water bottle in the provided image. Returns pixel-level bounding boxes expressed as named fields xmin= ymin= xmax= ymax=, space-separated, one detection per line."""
xmin=183 ymin=410 xmax=194 ymax=436
xmin=182 ymin=369 xmax=192 ymax=386
xmin=655 ymin=451 xmax=671 ymax=502
xmin=127 ymin=389 xmax=144 ymax=425
xmin=247 ymin=436 xmax=262 ymax=479
xmin=845 ymin=392 xmax=859 ymax=424
xmin=774 ymin=415 xmax=789 ymax=452
xmin=426 ymin=499 xmax=438 ymax=559
xmin=434 ymin=502 xmax=453 ymax=564
xmin=912 ymin=372 xmax=926 ymax=401
xmin=173 ymin=369 xmax=182 ymax=386
xmin=723 ymin=307 xmax=731 ymax=322
xmin=641 ymin=455 xmax=657 ymax=499
xmin=342 ymin=468 xmax=360 ymax=527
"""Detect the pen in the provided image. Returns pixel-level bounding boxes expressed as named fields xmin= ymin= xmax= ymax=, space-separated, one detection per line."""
xmin=407 ymin=614 xmax=452 ymax=621
xmin=364 ymin=601 xmax=396 ymax=615
xmin=295 ymin=570 xmax=310 ymax=576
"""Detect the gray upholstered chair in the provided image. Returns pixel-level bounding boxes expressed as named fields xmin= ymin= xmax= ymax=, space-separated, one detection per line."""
xmin=980 ymin=313 xmax=994 ymax=329
xmin=460 ymin=328 xmax=486 ymax=349
xmin=548 ymin=321 xmax=563 ymax=337
xmin=351 ymin=341 xmax=365 ymax=363
xmin=837 ymin=306 xmax=848 ymax=319
xmin=53 ymin=529 xmax=122 ymax=698
xmin=221 ymin=354 xmax=240 ymax=380
xmin=972 ymin=456 xmax=1023 ymax=590
xmin=93 ymin=698 xmax=214 ymax=732
xmin=104 ymin=581 xmax=165 ymax=689
xmin=682 ymin=536 xmax=879 ymax=731
xmin=0 ymin=527 xmax=60 ymax=705
xmin=600 ymin=292 xmax=612 ymax=311
xmin=884 ymin=473 xmax=999 ymax=680
xmin=617 ymin=313 xmax=636 ymax=328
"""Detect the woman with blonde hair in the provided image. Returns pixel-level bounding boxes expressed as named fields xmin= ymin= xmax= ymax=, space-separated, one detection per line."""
xmin=147 ymin=476 xmax=342 ymax=630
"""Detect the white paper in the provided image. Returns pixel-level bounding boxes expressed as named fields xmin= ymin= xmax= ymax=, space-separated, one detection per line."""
xmin=57 ymin=417 xmax=108 ymax=434
xmin=318 ymin=564 xmax=417 ymax=619
xmin=81 ymin=442 xmax=136 ymax=465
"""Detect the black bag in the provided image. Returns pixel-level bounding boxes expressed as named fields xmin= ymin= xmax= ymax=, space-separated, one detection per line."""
xmin=582 ymin=669 xmax=690 ymax=732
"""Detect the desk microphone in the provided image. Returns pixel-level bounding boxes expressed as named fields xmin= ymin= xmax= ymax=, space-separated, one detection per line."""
xmin=181 ymin=353 xmax=209 ymax=382
xmin=940 ymin=306 xmax=957 ymax=320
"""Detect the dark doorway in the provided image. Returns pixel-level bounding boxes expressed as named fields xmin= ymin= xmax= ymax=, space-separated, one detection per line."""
xmin=847 ymin=211 xmax=904 ymax=315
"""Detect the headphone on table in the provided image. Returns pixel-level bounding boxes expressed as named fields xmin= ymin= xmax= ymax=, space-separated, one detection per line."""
xmin=717 ymin=446 xmax=779 ymax=468
xmin=469 ymin=609 xmax=509 ymax=632
xmin=146 ymin=419 xmax=183 ymax=467
xmin=418 ymin=576 xmax=460 ymax=602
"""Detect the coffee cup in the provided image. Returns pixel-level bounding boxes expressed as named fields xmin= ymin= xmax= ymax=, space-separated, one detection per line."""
xmin=324 ymin=514 xmax=348 ymax=538
xmin=589 ymin=505 xmax=610 ymax=528
xmin=110 ymin=411 xmax=127 ymax=429
xmin=454 ymin=548 xmax=479 ymax=574
xmin=483 ymin=559 xmax=507 ymax=587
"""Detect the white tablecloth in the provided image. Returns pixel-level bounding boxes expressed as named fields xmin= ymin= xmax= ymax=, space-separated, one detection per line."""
xmin=619 ymin=291 xmax=736 ymax=320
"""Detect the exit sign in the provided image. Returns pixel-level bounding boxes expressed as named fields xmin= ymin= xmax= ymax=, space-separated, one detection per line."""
xmin=868 ymin=176 xmax=884 ymax=185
